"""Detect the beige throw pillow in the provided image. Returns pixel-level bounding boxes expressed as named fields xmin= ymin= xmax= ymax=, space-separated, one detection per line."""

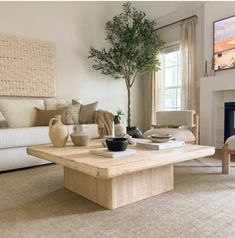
xmin=34 ymin=108 xmax=63 ymax=126
xmin=0 ymin=112 xmax=8 ymax=128
xmin=57 ymin=102 xmax=82 ymax=125
xmin=73 ymin=100 xmax=98 ymax=124
xmin=44 ymin=98 xmax=73 ymax=110
xmin=44 ymin=98 xmax=83 ymax=110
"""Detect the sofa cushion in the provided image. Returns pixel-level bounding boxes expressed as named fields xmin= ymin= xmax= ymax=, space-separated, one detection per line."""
xmin=57 ymin=102 xmax=82 ymax=125
xmin=156 ymin=110 xmax=195 ymax=127
xmin=0 ymin=124 xmax=100 ymax=149
xmin=45 ymin=98 xmax=72 ymax=110
xmin=45 ymin=98 xmax=83 ymax=110
xmin=0 ymin=99 xmax=45 ymax=128
xmin=78 ymin=101 xmax=98 ymax=124
xmin=0 ymin=111 xmax=8 ymax=128
xmin=143 ymin=128 xmax=195 ymax=142
xmin=34 ymin=108 xmax=64 ymax=126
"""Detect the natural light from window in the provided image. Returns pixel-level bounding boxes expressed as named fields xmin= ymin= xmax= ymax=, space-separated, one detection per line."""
xmin=161 ymin=44 xmax=181 ymax=111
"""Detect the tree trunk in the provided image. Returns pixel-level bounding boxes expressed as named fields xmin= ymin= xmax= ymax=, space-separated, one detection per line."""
xmin=127 ymin=86 xmax=131 ymax=128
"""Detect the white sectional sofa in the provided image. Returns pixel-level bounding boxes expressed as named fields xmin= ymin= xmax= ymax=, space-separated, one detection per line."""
xmin=0 ymin=98 xmax=99 ymax=172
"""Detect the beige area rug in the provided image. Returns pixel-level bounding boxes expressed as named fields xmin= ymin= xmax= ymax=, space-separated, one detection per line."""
xmin=175 ymin=149 xmax=235 ymax=167
xmin=1 ymin=164 xmax=235 ymax=238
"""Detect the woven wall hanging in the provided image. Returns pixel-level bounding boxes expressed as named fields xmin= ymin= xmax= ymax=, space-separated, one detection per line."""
xmin=0 ymin=33 xmax=56 ymax=97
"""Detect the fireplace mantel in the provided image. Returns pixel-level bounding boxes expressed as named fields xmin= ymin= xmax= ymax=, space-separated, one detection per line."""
xmin=200 ymin=73 xmax=235 ymax=148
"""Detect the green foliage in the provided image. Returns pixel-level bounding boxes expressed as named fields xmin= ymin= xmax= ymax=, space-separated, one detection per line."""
xmin=88 ymin=2 xmax=165 ymax=127
xmin=88 ymin=2 xmax=165 ymax=85
xmin=116 ymin=108 xmax=125 ymax=116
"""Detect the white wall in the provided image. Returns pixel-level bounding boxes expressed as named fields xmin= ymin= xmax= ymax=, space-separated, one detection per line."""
xmin=0 ymin=2 xmax=143 ymax=127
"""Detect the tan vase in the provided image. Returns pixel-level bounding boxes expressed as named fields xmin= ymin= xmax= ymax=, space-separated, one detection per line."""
xmin=49 ymin=115 xmax=69 ymax=147
xmin=70 ymin=124 xmax=90 ymax=146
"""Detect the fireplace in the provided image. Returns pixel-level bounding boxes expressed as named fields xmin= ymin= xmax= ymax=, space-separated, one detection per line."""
xmin=224 ymin=102 xmax=235 ymax=142
xmin=200 ymin=73 xmax=235 ymax=148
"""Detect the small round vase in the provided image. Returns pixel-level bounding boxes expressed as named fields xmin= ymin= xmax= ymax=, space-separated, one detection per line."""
xmin=49 ymin=115 xmax=69 ymax=147
xmin=71 ymin=124 xmax=90 ymax=146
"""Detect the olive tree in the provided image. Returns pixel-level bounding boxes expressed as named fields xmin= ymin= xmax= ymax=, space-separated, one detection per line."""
xmin=88 ymin=2 xmax=164 ymax=128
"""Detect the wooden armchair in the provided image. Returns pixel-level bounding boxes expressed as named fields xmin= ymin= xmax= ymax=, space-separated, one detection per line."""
xmin=143 ymin=110 xmax=199 ymax=144
xmin=222 ymin=136 xmax=235 ymax=174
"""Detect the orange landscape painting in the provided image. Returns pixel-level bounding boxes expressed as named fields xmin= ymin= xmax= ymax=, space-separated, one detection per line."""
xmin=214 ymin=16 xmax=235 ymax=70
xmin=214 ymin=35 xmax=235 ymax=53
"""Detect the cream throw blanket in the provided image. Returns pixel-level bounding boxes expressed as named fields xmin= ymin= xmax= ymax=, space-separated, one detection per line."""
xmin=94 ymin=110 xmax=114 ymax=138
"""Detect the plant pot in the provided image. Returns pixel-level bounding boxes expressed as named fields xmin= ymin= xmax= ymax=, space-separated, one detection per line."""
xmin=71 ymin=133 xmax=90 ymax=146
xmin=126 ymin=126 xmax=143 ymax=138
xmin=71 ymin=124 xmax=90 ymax=146
xmin=114 ymin=115 xmax=121 ymax=125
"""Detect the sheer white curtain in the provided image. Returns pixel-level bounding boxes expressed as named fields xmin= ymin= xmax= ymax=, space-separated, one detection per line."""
xmin=146 ymin=17 xmax=197 ymax=130
xmin=146 ymin=55 xmax=164 ymax=128
xmin=180 ymin=17 xmax=198 ymax=112
xmin=148 ymin=45 xmax=180 ymax=128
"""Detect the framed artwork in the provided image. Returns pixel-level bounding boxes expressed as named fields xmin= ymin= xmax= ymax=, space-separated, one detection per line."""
xmin=214 ymin=15 xmax=235 ymax=71
xmin=0 ymin=33 xmax=56 ymax=97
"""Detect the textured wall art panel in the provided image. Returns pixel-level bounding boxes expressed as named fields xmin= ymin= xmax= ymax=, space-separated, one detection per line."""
xmin=0 ymin=33 xmax=56 ymax=97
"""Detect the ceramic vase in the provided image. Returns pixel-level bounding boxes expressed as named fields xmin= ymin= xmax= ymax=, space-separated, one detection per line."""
xmin=71 ymin=124 xmax=90 ymax=146
xmin=114 ymin=115 xmax=126 ymax=137
xmin=126 ymin=126 xmax=143 ymax=138
xmin=114 ymin=124 xmax=126 ymax=137
xmin=49 ymin=115 xmax=69 ymax=147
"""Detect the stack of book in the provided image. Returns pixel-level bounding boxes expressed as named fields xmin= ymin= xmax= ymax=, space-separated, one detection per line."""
xmin=90 ymin=148 xmax=137 ymax=158
xmin=136 ymin=140 xmax=185 ymax=150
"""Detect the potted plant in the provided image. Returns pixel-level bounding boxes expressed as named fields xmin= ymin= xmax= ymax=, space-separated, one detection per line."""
xmin=114 ymin=108 xmax=125 ymax=125
xmin=88 ymin=2 xmax=164 ymax=137
xmin=114 ymin=108 xmax=127 ymax=137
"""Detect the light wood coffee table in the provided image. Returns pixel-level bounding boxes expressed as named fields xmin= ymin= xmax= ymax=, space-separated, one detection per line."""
xmin=27 ymin=140 xmax=215 ymax=209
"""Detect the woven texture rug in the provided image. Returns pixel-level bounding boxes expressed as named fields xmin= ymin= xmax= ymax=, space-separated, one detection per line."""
xmin=1 ymin=162 xmax=235 ymax=238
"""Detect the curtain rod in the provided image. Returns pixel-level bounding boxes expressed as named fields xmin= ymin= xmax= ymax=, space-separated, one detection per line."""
xmin=154 ymin=14 xmax=197 ymax=31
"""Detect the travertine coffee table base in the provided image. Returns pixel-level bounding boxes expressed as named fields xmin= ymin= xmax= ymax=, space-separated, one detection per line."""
xmin=64 ymin=165 xmax=173 ymax=209
xmin=27 ymin=140 xmax=215 ymax=209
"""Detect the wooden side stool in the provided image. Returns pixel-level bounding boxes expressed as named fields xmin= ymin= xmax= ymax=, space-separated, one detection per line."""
xmin=223 ymin=136 xmax=235 ymax=174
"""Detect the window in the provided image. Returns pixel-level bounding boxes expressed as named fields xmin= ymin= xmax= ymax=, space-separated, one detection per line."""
xmin=161 ymin=43 xmax=181 ymax=111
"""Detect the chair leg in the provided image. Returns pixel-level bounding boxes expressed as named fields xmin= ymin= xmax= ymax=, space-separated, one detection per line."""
xmin=222 ymin=144 xmax=230 ymax=175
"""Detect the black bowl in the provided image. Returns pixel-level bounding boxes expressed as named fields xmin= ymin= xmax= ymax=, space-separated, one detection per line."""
xmin=106 ymin=138 xmax=128 ymax=152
